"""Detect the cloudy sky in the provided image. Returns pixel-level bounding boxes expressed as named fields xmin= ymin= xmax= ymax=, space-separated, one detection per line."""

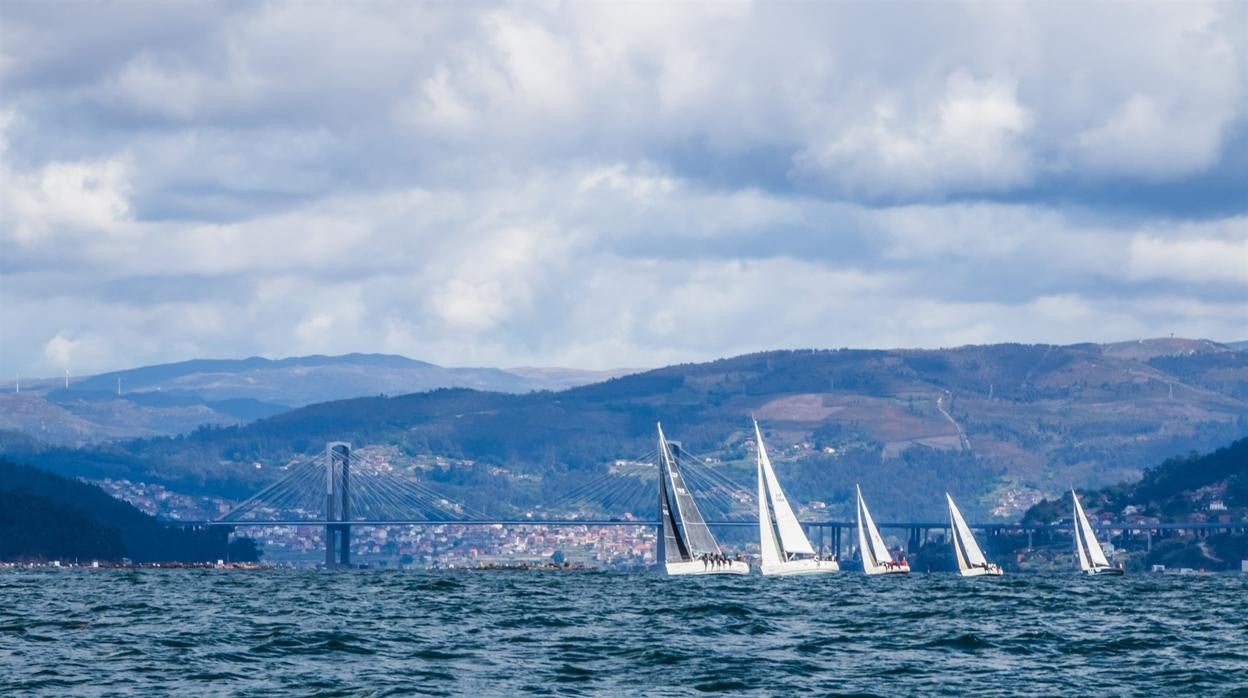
xmin=2 ymin=1 xmax=1246 ymax=377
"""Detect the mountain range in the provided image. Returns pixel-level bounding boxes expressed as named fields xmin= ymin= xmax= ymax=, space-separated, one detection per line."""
xmin=0 ymin=354 xmax=636 ymax=446
xmin=6 ymin=337 xmax=1247 ymax=523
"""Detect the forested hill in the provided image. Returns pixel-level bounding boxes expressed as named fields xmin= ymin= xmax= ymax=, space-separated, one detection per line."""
xmin=6 ymin=340 xmax=1248 ymax=522
xmin=1020 ymin=438 xmax=1248 ymax=571
xmin=0 ymin=459 xmax=257 ymax=563
xmin=1023 ymin=438 xmax=1248 ymax=526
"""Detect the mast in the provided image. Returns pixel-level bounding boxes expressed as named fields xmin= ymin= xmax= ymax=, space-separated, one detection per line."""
xmin=754 ymin=420 xmax=815 ymax=559
xmin=947 ymin=494 xmax=987 ymax=568
xmin=949 ymin=499 xmax=970 ymax=573
xmin=657 ymin=424 xmax=689 ymax=563
xmin=658 ymin=423 xmax=720 ymax=557
xmin=1072 ymin=490 xmax=1109 ymax=569
xmin=856 ymin=485 xmax=893 ymax=568
xmin=1072 ymin=492 xmax=1091 ymax=571
xmin=659 ymin=457 xmax=688 ymax=563
xmin=757 ymin=445 xmax=783 ymax=567
xmin=856 ymin=488 xmax=875 ymax=568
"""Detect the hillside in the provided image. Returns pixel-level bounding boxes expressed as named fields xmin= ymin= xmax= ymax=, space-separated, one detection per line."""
xmin=0 ymin=354 xmax=637 ymax=446
xmin=0 ymin=459 xmax=259 ymax=563
xmin=8 ymin=339 xmax=1247 ymax=523
xmin=1022 ymin=438 xmax=1248 ymax=571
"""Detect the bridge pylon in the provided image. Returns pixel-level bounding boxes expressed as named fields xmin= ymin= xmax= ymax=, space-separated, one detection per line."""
xmin=325 ymin=442 xmax=351 ymax=567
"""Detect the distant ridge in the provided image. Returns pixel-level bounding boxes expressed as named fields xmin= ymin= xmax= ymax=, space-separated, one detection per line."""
xmin=1100 ymin=337 xmax=1235 ymax=361
xmin=0 ymin=354 xmax=640 ymax=446
xmin=9 ymin=338 xmax=1246 ymax=523
xmin=73 ymin=353 xmax=438 ymax=391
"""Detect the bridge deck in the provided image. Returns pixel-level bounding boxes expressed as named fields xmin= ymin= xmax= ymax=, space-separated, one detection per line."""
xmin=184 ymin=518 xmax=1248 ymax=531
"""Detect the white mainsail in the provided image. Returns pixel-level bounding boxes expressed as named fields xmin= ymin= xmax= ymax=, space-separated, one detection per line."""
xmin=1072 ymin=490 xmax=1110 ymax=570
xmin=946 ymin=493 xmax=988 ymax=571
xmin=1073 ymin=516 xmax=1091 ymax=571
xmin=754 ymin=421 xmax=816 ymax=558
xmin=757 ymin=451 xmax=784 ymax=567
xmin=855 ymin=485 xmax=894 ymax=568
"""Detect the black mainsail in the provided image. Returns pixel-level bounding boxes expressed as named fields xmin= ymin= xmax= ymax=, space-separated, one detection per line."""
xmin=657 ymin=423 xmax=722 ymax=560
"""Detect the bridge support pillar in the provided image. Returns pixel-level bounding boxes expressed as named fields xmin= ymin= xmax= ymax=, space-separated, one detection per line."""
xmin=324 ymin=442 xmax=351 ymax=567
xmin=214 ymin=526 xmax=233 ymax=563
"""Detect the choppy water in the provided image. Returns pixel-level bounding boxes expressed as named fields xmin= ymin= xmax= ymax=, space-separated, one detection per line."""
xmin=2 ymin=570 xmax=1246 ymax=696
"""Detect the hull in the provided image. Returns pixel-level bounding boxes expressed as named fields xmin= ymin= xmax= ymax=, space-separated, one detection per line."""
xmin=1082 ymin=566 xmax=1124 ymax=576
xmin=760 ymin=558 xmax=840 ymax=577
xmin=666 ymin=560 xmax=750 ymax=576
xmin=959 ymin=565 xmax=1004 ymax=577
xmin=863 ymin=562 xmax=910 ymax=576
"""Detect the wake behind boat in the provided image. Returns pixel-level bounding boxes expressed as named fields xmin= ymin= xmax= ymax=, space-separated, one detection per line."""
xmin=1072 ymin=490 xmax=1124 ymax=576
xmin=946 ymin=493 xmax=1003 ymax=577
xmin=855 ymin=485 xmax=909 ymax=575
xmin=754 ymin=420 xmax=838 ymax=576
xmin=657 ymin=423 xmax=748 ymax=575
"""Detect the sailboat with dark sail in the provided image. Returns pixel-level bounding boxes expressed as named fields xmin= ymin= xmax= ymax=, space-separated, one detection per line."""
xmin=656 ymin=423 xmax=749 ymax=575
xmin=754 ymin=420 xmax=838 ymax=575
xmin=1071 ymin=490 xmax=1123 ymax=576
xmin=946 ymin=493 xmax=1003 ymax=576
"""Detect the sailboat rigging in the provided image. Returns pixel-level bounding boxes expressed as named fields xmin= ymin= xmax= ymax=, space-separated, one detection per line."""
xmin=855 ymin=485 xmax=909 ymax=575
xmin=1071 ymin=490 xmax=1123 ymax=576
xmin=656 ymin=423 xmax=748 ymax=575
xmin=946 ymin=493 xmax=1002 ymax=577
xmin=754 ymin=420 xmax=838 ymax=576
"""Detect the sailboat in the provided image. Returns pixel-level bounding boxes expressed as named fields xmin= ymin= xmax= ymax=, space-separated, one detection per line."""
xmin=855 ymin=485 xmax=909 ymax=575
xmin=656 ymin=423 xmax=749 ymax=575
xmin=946 ymin=494 xmax=1003 ymax=577
xmin=1071 ymin=490 xmax=1123 ymax=576
xmin=754 ymin=421 xmax=838 ymax=576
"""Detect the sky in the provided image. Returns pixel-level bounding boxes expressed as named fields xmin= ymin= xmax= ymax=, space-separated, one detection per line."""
xmin=1 ymin=1 xmax=1246 ymax=377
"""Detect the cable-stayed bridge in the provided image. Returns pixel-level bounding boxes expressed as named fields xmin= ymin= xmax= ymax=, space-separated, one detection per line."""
xmin=196 ymin=441 xmax=1248 ymax=566
xmin=207 ymin=440 xmax=764 ymax=566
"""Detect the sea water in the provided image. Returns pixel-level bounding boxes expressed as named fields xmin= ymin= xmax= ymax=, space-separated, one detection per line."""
xmin=2 ymin=569 xmax=1245 ymax=695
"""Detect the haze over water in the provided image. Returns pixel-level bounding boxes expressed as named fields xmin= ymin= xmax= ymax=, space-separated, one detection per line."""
xmin=3 ymin=570 xmax=1246 ymax=696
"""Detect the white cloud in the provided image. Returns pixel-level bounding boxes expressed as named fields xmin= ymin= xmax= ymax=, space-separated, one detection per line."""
xmin=794 ymin=73 xmax=1034 ymax=197
xmin=42 ymin=331 xmax=77 ymax=368
xmin=2 ymin=155 xmax=131 ymax=244
xmin=1076 ymin=94 xmax=1232 ymax=178
xmin=1 ymin=2 xmax=1246 ymax=377
xmin=1128 ymin=230 xmax=1248 ymax=285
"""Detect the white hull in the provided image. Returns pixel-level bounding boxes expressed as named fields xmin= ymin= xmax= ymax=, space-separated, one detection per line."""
xmin=959 ymin=565 xmax=1004 ymax=577
xmin=863 ymin=562 xmax=911 ymax=576
xmin=760 ymin=558 xmax=840 ymax=576
xmin=665 ymin=560 xmax=750 ymax=576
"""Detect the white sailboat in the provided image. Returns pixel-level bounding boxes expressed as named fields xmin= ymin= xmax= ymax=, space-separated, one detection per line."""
xmin=657 ymin=423 xmax=749 ymax=575
xmin=754 ymin=421 xmax=838 ymax=576
xmin=1071 ymin=490 xmax=1123 ymax=576
xmin=946 ymin=494 xmax=1003 ymax=577
xmin=855 ymin=485 xmax=909 ymax=575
